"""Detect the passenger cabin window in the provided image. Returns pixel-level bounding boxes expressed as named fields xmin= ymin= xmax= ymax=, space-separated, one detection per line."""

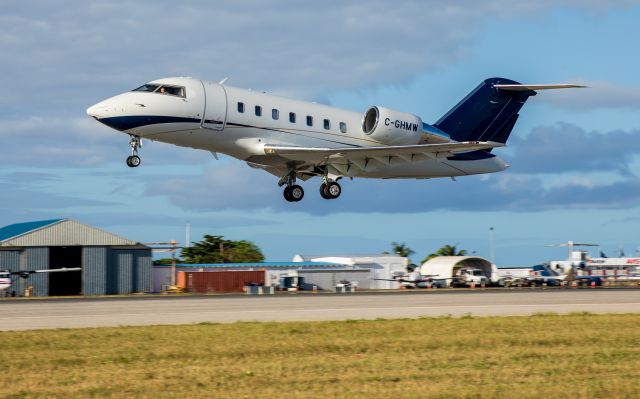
xmin=272 ymin=109 xmax=279 ymax=120
xmin=237 ymin=102 xmax=245 ymax=113
xmin=289 ymin=112 xmax=296 ymax=123
xmin=255 ymin=105 xmax=262 ymax=116
xmin=306 ymin=116 xmax=313 ymax=127
xmin=133 ymin=84 xmax=186 ymax=98
xmin=323 ymin=119 xmax=331 ymax=130
xmin=339 ymin=122 xmax=347 ymax=133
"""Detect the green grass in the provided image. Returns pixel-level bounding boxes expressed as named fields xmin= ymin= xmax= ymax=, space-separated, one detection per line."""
xmin=1 ymin=314 xmax=639 ymax=398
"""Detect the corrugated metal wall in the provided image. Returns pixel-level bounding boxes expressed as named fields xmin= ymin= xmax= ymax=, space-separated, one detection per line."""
xmin=109 ymin=250 xmax=133 ymax=294
xmin=106 ymin=248 xmax=152 ymax=294
xmin=83 ymin=247 xmax=108 ymax=296
xmin=134 ymin=250 xmax=152 ymax=293
xmin=24 ymin=247 xmax=49 ymax=296
xmin=182 ymin=271 xmax=266 ymax=293
xmin=0 ymin=250 xmax=21 ymax=296
xmin=298 ymin=269 xmax=371 ymax=290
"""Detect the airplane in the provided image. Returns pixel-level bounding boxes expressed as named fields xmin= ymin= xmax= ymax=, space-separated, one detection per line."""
xmin=374 ymin=270 xmax=447 ymax=288
xmin=0 ymin=268 xmax=81 ymax=294
xmin=86 ymin=77 xmax=584 ymax=202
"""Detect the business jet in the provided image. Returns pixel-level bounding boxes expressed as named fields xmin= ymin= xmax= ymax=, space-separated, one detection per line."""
xmin=86 ymin=77 xmax=583 ymax=202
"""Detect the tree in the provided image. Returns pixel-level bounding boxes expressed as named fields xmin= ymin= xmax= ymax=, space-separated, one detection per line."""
xmin=421 ymin=244 xmax=468 ymax=265
xmin=391 ymin=242 xmax=415 ymax=258
xmin=180 ymin=235 xmax=265 ymax=264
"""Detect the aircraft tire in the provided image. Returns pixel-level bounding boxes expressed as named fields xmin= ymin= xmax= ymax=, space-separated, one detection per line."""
xmin=127 ymin=155 xmax=141 ymax=168
xmin=290 ymin=185 xmax=304 ymax=202
xmin=319 ymin=183 xmax=332 ymax=199
xmin=283 ymin=186 xmax=294 ymax=202
xmin=326 ymin=181 xmax=341 ymax=199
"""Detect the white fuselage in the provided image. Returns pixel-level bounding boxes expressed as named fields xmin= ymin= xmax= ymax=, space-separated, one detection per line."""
xmin=87 ymin=77 xmax=508 ymax=180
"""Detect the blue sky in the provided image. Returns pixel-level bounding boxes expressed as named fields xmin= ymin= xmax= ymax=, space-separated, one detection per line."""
xmin=2 ymin=1 xmax=640 ymax=265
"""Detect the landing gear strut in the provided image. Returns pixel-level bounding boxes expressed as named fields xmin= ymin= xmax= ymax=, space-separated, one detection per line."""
xmin=319 ymin=176 xmax=341 ymax=200
xmin=280 ymin=171 xmax=304 ymax=202
xmin=126 ymin=135 xmax=142 ymax=167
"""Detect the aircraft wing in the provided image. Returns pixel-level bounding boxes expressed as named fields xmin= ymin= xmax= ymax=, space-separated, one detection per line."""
xmin=263 ymin=141 xmax=504 ymax=163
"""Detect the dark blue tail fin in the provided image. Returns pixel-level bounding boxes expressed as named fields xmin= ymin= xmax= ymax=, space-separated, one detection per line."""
xmin=434 ymin=77 xmax=536 ymax=144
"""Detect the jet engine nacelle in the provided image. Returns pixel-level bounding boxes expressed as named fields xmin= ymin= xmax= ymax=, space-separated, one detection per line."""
xmin=362 ymin=106 xmax=423 ymax=145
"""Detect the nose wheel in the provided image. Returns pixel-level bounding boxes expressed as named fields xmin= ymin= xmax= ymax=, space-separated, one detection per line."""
xmin=126 ymin=135 xmax=142 ymax=168
xmin=320 ymin=180 xmax=341 ymax=200
xmin=126 ymin=155 xmax=141 ymax=167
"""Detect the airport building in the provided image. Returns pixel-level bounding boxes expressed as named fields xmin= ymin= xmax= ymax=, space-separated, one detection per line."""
xmin=153 ymin=254 xmax=407 ymax=292
xmin=0 ymin=219 xmax=152 ymax=297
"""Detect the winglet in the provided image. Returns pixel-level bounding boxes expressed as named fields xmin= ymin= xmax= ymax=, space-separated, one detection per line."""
xmin=493 ymin=84 xmax=587 ymax=91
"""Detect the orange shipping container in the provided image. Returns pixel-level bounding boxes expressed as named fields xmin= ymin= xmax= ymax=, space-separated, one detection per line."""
xmin=176 ymin=271 xmax=187 ymax=289
xmin=184 ymin=270 xmax=266 ymax=293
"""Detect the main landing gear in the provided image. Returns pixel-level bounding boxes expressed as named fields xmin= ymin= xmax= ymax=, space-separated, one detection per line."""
xmin=126 ymin=135 xmax=142 ymax=167
xmin=280 ymin=171 xmax=304 ymax=202
xmin=279 ymin=172 xmax=342 ymax=202
xmin=319 ymin=177 xmax=341 ymax=200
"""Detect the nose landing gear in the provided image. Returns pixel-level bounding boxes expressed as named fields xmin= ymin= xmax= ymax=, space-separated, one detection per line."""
xmin=126 ymin=135 xmax=142 ymax=168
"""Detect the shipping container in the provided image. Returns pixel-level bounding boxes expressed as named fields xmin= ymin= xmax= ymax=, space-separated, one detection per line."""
xmin=182 ymin=270 xmax=266 ymax=293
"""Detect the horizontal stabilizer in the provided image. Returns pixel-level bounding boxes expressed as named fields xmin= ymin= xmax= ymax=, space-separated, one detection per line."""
xmin=493 ymin=84 xmax=587 ymax=91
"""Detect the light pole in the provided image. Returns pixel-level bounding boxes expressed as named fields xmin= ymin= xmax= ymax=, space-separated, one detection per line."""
xmin=489 ymin=227 xmax=495 ymax=264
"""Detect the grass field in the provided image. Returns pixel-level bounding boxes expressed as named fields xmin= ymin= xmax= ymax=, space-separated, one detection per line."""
xmin=1 ymin=313 xmax=639 ymax=398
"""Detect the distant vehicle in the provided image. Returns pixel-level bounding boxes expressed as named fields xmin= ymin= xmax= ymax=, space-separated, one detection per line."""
xmin=449 ymin=267 xmax=489 ymax=288
xmin=0 ymin=268 xmax=82 ymax=296
xmin=375 ymin=270 xmax=445 ymax=289
xmin=87 ymin=76 xmax=583 ymax=201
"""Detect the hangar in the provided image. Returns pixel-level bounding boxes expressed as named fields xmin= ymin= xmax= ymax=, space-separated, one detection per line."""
xmin=420 ymin=256 xmax=498 ymax=286
xmin=0 ymin=219 xmax=152 ymax=296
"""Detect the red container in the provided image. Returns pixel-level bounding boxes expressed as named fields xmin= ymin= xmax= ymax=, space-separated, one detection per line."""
xmin=184 ymin=270 xmax=266 ymax=293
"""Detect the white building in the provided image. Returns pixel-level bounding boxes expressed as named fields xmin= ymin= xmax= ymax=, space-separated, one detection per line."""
xmin=293 ymin=254 xmax=408 ymax=289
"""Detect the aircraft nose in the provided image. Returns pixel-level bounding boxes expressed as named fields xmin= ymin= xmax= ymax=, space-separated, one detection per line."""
xmin=86 ymin=104 xmax=99 ymax=118
xmin=86 ymin=99 xmax=117 ymax=119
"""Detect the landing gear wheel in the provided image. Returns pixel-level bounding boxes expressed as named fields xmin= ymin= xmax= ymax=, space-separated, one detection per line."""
xmin=283 ymin=186 xmax=293 ymax=202
xmin=289 ymin=185 xmax=304 ymax=201
xmin=126 ymin=155 xmax=141 ymax=168
xmin=319 ymin=183 xmax=332 ymax=199
xmin=326 ymin=181 xmax=341 ymax=199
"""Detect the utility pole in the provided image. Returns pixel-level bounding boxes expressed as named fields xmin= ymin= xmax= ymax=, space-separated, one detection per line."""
xmin=489 ymin=227 xmax=495 ymax=264
xmin=185 ymin=222 xmax=191 ymax=248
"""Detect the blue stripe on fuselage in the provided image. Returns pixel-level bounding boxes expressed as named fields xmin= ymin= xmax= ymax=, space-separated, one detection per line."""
xmin=97 ymin=115 xmax=201 ymax=131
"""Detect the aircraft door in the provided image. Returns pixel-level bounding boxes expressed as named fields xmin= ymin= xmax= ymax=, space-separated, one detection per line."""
xmin=201 ymin=81 xmax=227 ymax=130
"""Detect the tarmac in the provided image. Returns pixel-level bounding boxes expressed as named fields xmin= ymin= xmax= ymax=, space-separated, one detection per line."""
xmin=2 ymin=289 xmax=640 ymax=331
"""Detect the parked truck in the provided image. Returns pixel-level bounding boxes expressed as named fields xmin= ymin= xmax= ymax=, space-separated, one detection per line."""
xmin=449 ymin=267 xmax=489 ymax=287
xmin=419 ymin=256 xmax=498 ymax=288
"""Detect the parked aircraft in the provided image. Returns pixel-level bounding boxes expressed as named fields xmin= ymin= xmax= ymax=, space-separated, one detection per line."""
xmin=375 ymin=270 xmax=445 ymax=288
xmin=87 ymin=77 xmax=583 ymax=201
xmin=0 ymin=268 xmax=81 ymax=294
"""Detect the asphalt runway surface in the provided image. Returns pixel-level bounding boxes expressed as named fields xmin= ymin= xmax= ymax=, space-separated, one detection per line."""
xmin=2 ymin=289 xmax=640 ymax=331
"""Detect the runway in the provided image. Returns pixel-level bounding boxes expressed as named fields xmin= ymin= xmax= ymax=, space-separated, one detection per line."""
xmin=2 ymin=289 xmax=640 ymax=331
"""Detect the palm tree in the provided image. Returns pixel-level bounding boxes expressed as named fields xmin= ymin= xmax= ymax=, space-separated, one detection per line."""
xmin=391 ymin=242 xmax=415 ymax=258
xmin=421 ymin=244 xmax=468 ymax=265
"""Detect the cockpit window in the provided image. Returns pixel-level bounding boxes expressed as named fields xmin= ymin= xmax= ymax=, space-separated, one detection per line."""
xmin=133 ymin=84 xmax=160 ymax=92
xmin=132 ymin=84 xmax=186 ymax=98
